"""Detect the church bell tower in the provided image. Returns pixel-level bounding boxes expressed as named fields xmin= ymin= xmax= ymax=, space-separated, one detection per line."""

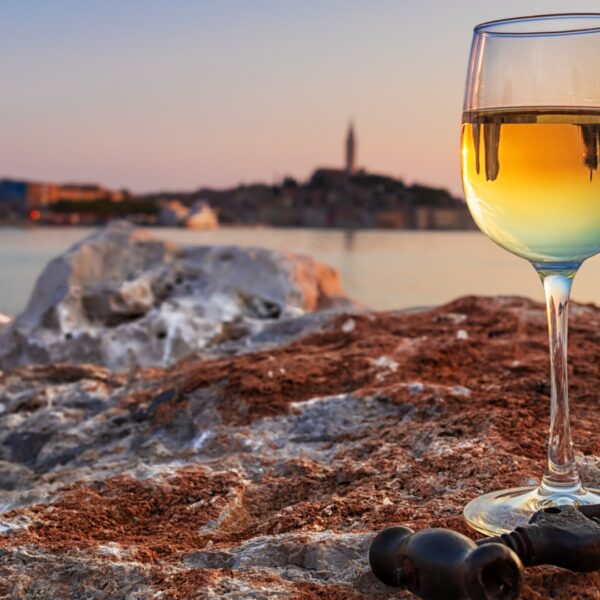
xmin=345 ymin=121 xmax=356 ymax=176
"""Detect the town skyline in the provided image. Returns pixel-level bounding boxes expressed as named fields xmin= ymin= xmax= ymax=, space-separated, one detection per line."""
xmin=1 ymin=121 xmax=448 ymax=198
xmin=0 ymin=121 xmax=470 ymax=229
xmin=0 ymin=119 xmax=448 ymax=198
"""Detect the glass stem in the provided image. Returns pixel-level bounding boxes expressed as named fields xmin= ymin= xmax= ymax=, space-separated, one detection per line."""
xmin=538 ymin=270 xmax=582 ymax=494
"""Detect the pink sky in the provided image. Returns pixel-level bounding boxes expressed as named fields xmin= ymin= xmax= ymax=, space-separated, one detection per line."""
xmin=3 ymin=0 xmax=600 ymax=197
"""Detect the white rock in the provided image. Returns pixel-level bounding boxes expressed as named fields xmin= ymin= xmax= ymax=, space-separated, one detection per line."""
xmin=0 ymin=222 xmax=353 ymax=370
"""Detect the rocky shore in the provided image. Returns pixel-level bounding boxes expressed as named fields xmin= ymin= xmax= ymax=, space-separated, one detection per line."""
xmin=0 ymin=224 xmax=598 ymax=599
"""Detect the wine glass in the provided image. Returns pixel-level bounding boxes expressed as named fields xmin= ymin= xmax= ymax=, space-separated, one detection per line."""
xmin=461 ymin=14 xmax=600 ymax=535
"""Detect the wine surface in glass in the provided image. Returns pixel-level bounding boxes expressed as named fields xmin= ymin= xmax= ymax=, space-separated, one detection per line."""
xmin=461 ymin=107 xmax=600 ymax=264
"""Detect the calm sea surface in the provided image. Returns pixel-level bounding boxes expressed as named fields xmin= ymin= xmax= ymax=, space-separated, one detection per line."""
xmin=2 ymin=226 xmax=600 ymax=315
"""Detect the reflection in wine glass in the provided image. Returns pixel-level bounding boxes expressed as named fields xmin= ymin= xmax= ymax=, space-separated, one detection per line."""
xmin=461 ymin=14 xmax=600 ymax=535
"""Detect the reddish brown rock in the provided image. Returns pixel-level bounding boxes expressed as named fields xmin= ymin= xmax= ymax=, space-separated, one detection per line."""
xmin=0 ymin=296 xmax=598 ymax=598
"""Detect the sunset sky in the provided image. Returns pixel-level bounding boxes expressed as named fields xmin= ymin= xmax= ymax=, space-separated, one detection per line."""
xmin=3 ymin=0 xmax=600 ymax=197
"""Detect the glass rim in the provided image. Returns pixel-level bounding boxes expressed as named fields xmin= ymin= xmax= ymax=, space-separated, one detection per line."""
xmin=475 ymin=13 xmax=600 ymax=37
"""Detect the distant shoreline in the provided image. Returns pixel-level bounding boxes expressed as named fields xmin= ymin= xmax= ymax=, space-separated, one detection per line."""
xmin=0 ymin=222 xmax=478 ymax=232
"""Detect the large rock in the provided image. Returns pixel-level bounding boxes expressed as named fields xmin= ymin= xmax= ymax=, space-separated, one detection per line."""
xmin=0 ymin=223 xmax=352 ymax=370
xmin=0 ymin=295 xmax=598 ymax=597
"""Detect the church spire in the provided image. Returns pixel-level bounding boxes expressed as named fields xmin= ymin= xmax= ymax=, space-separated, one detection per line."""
xmin=345 ymin=120 xmax=356 ymax=175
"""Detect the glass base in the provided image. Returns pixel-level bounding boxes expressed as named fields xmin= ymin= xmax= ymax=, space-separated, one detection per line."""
xmin=464 ymin=485 xmax=600 ymax=536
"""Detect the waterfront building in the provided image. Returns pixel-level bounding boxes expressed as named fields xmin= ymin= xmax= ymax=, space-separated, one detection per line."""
xmin=0 ymin=178 xmax=124 ymax=216
xmin=57 ymin=184 xmax=124 ymax=203
xmin=0 ymin=179 xmax=61 ymax=215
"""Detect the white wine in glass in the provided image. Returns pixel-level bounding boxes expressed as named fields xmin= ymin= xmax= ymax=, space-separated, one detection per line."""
xmin=461 ymin=14 xmax=600 ymax=536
